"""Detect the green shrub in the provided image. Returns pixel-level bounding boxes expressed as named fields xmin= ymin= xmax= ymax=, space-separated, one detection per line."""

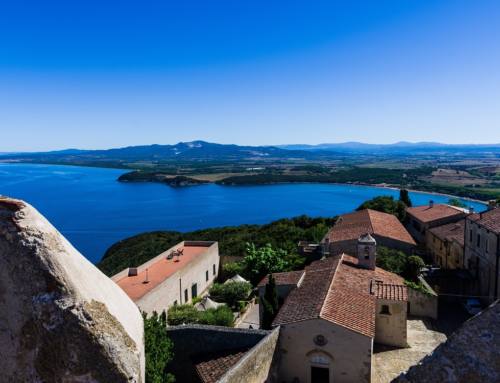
xmin=198 ymin=306 xmax=234 ymax=327
xmin=404 ymin=280 xmax=433 ymax=296
xmin=376 ymin=247 xmax=408 ymax=275
xmin=166 ymin=304 xmax=199 ymax=326
xmin=143 ymin=311 xmax=175 ymax=383
xmin=209 ymin=282 xmax=252 ymax=309
xmin=223 ymin=262 xmax=246 ymax=278
xmin=404 ymin=255 xmax=425 ymax=281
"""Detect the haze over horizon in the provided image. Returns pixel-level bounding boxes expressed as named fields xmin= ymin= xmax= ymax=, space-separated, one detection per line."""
xmin=1 ymin=0 xmax=500 ymax=151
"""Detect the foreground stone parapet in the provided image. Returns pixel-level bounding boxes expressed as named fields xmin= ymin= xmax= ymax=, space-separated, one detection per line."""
xmin=0 ymin=197 xmax=145 ymax=382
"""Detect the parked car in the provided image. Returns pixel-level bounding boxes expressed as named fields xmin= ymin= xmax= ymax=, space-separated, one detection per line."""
xmin=463 ymin=298 xmax=482 ymax=315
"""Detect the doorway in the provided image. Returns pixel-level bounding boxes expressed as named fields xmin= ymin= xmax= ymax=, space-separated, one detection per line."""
xmin=311 ymin=366 xmax=329 ymax=383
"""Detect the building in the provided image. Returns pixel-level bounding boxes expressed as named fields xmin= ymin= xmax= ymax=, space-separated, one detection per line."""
xmin=426 ymin=219 xmax=465 ymax=269
xmin=464 ymin=208 xmax=500 ymax=303
xmin=167 ymin=325 xmax=279 ymax=383
xmin=405 ymin=201 xmax=467 ymax=243
xmin=112 ymin=241 xmax=219 ymax=314
xmin=271 ymin=235 xmax=410 ymax=383
xmin=394 ymin=300 xmax=500 ymax=383
xmin=322 ymin=209 xmax=416 ymax=256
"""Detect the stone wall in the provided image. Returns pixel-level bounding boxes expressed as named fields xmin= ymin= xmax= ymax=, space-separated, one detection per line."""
xmin=219 ymin=327 xmax=280 ymax=383
xmin=0 ymin=197 xmax=145 ymax=382
xmin=167 ymin=325 xmax=271 ymax=383
xmin=408 ymin=277 xmax=438 ymax=319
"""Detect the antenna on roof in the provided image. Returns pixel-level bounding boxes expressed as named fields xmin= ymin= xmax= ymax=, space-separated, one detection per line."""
xmin=143 ymin=268 xmax=150 ymax=284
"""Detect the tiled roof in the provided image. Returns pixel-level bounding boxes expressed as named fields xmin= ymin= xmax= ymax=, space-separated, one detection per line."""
xmin=372 ymin=281 xmax=408 ymax=301
xmin=257 ymin=270 xmax=305 ymax=287
xmin=326 ymin=209 xmax=416 ymax=246
xmin=273 ymin=257 xmax=340 ymax=326
xmin=273 ymin=254 xmax=406 ymax=338
xmin=194 ymin=348 xmax=249 ymax=383
xmin=428 ymin=219 xmax=465 ymax=246
xmin=406 ymin=204 xmax=465 ymax=223
xmin=468 ymin=208 xmax=500 ymax=234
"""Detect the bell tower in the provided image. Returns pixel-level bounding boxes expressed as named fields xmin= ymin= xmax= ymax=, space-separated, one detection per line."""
xmin=357 ymin=233 xmax=377 ymax=270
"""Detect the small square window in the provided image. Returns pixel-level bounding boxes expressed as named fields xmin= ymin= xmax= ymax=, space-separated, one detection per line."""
xmin=380 ymin=305 xmax=391 ymax=315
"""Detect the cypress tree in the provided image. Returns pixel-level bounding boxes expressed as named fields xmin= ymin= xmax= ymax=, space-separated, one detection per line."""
xmin=261 ymin=274 xmax=279 ymax=330
xmin=399 ymin=189 xmax=412 ymax=207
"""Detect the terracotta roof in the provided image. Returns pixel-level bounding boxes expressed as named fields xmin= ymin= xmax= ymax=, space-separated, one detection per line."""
xmin=406 ymin=204 xmax=465 ymax=223
xmin=194 ymin=348 xmax=249 ymax=383
xmin=372 ymin=281 xmax=408 ymax=301
xmin=428 ymin=219 xmax=465 ymax=246
xmin=326 ymin=209 xmax=416 ymax=246
xmin=273 ymin=254 xmax=406 ymax=338
xmin=468 ymin=208 xmax=500 ymax=234
xmin=273 ymin=257 xmax=340 ymax=326
xmin=115 ymin=244 xmax=212 ymax=301
xmin=257 ymin=270 xmax=305 ymax=287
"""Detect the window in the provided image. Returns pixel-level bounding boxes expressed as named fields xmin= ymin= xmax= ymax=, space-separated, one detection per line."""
xmin=380 ymin=305 xmax=391 ymax=315
xmin=206 ymin=270 xmax=209 ymax=281
xmin=191 ymin=283 xmax=198 ymax=299
xmin=213 ymin=264 xmax=216 ymax=276
xmin=173 ymin=300 xmax=178 ymax=306
xmin=477 ymin=234 xmax=481 ymax=248
xmin=184 ymin=289 xmax=188 ymax=303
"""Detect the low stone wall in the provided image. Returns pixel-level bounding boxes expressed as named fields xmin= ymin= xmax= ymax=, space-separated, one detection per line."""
xmin=167 ymin=325 xmax=271 ymax=383
xmin=220 ymin=327 xmax=280 ymax=383
xmin=408 ymin=277 xmax=438 ymax=319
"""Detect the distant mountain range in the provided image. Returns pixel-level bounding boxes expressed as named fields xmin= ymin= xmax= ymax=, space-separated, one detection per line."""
xmin=278 ymin=141 xmax=500 ymax=153
xmin=1 ymin=140 xmax=499 ymax=165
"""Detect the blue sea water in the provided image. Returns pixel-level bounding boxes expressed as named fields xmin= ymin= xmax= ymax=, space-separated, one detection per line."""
xmin=0 ymin=163 xmax=487 ymax=264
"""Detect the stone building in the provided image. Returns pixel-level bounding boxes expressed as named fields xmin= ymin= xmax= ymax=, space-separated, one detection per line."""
xmin=271 ymin=235 xmax=409 ymax=383
xmin=426 ymin=219 xmax=465 ymax=269
xmin=321 ymin=209 xmax=416 ymax=256
xmin=405 ymin=202 xmax=467 ymax=243
xmin=464 ymin=208 xmax=500 ymax=303
xmin=113 ymin=241 xmax=219 ymax=314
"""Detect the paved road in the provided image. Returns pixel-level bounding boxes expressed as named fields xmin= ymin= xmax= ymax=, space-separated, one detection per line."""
xmin=237 ymin=303 xmax=260 ymax=329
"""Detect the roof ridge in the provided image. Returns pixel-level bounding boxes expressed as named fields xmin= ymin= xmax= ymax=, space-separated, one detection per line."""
xmin=319 ymin=254 xmax=345 ymax=319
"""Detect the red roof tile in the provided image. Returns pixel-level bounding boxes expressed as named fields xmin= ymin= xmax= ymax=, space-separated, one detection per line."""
xmin=406 ymin=204 xmax=465 ymax=223
xmin=273 ymin=254 xmax=406 ymax=338
xmin=468 ymin=208 xmax=500 ymax=234
xmin=194 ymin=349 xmax=248 ymax=383
xmin=326 ymin=209 xmax=416 ymax=246
xmin=257 ymin=270 xmax=305 ymax=287
xmin=429 ymin=219 xmax=465 ymax=246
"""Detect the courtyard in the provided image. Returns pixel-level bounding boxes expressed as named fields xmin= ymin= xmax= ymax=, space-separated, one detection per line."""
xmin=372 ymin=317 xmax=447 ymax=383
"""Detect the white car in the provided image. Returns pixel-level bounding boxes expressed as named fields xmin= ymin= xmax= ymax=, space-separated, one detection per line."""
xmin=463 ymin=298 xmax=482 ymax=316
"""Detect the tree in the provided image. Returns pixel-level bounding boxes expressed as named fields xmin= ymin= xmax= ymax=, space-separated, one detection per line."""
xmin=243 ymin=243 xmax=289 ymax=283
xmin=261 ymin=274 xmax=279 ymax=330
xmin=376 ymin=247 xmax=408 ymax=275
xmin=404 ymin=255 xmax=425 ymax=281
xmin=209 ymin=281 xmax=252 ymax=309
xmin=356 ymin=196 xmax=407 ymax=222
xmin=144 ymin=311 xmax=175 ymax=383
xmin=399 ymin=189 xmax=412 ymax=207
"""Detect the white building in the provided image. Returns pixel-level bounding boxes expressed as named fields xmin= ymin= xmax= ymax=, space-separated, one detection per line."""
xmin=112 ymin=241 xmax=219 ymax=314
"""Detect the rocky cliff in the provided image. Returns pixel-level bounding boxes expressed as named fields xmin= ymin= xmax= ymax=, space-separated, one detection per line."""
xmin=0 ymin=196 xmax=145 ymax=382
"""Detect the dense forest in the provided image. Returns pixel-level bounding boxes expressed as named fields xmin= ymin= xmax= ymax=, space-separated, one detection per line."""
xmin=97 ymin=215 xmax=336 ymax=276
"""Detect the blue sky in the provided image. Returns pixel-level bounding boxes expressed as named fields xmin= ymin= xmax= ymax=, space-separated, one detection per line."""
xmin=1 ymin=0 xmax=499 ymax=151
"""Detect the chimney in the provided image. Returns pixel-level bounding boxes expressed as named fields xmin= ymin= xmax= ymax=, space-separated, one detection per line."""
xmin=357 ymin=234 xmax=377 ymax=270
xmin=429 ymin=200 xmax=434 ymax=208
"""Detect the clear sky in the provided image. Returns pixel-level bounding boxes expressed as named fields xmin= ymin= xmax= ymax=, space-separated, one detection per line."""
xmin=1 ymin=0 xmax=499 ymax=151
